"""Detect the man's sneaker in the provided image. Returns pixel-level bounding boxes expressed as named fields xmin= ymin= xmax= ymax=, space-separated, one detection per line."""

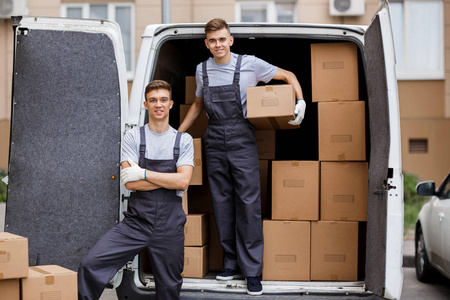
xmin=216 ymin=268 xmax=240 ymax=280
xmin=246 ymin=276 xmax=263 ymax=296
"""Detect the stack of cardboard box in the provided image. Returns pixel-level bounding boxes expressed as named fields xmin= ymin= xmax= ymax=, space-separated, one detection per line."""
xmin=258 ymin=42 xmax=365 ymax=281
xmin=313 ymin=42 xmax=366 ymax=281
xmin=180 ymin=77 xmax=218 ymax=278
xmin=0 ymin=232 xmax=77 ymax=299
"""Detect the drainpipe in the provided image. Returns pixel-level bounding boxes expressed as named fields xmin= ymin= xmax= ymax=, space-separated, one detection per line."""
xmin=162 ymin=0 xmax=171 ymax=24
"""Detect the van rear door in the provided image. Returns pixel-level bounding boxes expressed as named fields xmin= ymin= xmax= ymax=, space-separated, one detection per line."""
xmin=364 ymin=2 xmax=404 ymax=299
xmin=6 ymin=17 xmax=128 ymax=271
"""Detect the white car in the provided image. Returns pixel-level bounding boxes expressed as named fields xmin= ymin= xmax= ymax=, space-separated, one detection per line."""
xmin=415 ymin=172 xmax=450 ymax=282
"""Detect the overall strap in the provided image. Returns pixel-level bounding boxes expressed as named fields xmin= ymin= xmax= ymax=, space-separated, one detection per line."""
xmin=234 ymin=55 xmax=243 ymax=83
xmin=139 ymin=126 xmax=146 ymax=168
xmin=173 ymin=131 xmax=182 ymax=163
xmin=202 ymin=61 xmax=209 ymax=86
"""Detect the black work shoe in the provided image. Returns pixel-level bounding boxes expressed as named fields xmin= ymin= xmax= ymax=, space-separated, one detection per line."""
xmin=216 ymin=268 xmax=240 ymax=280
xmin=246 ymin=276 xmax=263 ymax=296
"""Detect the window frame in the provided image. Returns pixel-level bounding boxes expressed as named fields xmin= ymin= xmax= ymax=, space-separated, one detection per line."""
xmin=235 ymin=0 xmax=297 ymax=23
xmin=61 ymin=2 xmax=135 ymax=80
xmin=391 ymin=0 xmax=444 ymax=80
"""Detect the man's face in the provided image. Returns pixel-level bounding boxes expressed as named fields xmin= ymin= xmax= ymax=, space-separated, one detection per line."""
xmin=143 ymin=88 xmax=173 ymax=121
xmin=204 ymin=28 xmax=234 ymax=62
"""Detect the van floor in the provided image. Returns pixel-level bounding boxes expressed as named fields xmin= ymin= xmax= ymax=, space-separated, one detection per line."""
xmin=142 ymin=272 xmax=372 ymax=299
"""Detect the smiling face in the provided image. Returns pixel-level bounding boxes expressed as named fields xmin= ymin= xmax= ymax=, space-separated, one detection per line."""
xmin=143 ymin=88 xmax=173 ymax=122
xmin=205 ymin=28 xmax=234 ymax=64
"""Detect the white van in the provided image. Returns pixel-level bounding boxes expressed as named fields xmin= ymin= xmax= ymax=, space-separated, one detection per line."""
xmin=4 ymin=1 xmax=403 ymax=299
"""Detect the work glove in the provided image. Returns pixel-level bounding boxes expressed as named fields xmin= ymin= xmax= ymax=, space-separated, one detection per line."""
xmin=288 ymin=99 xmax=306 ymax=126
xmin=120 ymin=158 xmax=146 ymax=185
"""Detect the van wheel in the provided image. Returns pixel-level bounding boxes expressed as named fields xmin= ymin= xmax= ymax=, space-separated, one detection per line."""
xmin=415 ymin=226 xmax=438 ymax=282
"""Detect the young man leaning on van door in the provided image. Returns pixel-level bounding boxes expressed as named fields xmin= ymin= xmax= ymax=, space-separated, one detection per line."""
xmin=77 ymin=80 xmax=194 ymax=300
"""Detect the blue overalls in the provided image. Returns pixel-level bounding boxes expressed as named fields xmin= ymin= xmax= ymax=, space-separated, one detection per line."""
xmin=78 ymin=127 xmax=186 ymax=300
xmin=202 ymin=55 xmax=264 ymax=277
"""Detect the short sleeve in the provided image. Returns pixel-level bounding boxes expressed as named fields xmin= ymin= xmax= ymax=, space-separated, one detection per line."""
xmin=252 ymin=56 xmax=278 ymax=83
xmin=177 ymin=132 xmax=194 ymax=168
xmin=120 ymin=128 xmax=139 ymax=164
xmin=195 ymin=63 xmax=204 ymax=98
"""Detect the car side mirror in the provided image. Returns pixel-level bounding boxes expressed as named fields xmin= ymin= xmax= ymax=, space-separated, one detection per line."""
xmin=415 ymin=181 xmax=436 ymax=196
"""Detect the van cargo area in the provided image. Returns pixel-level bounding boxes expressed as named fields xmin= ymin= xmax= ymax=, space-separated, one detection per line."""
xmin=118 ymin=29 xmax=385 ymax=299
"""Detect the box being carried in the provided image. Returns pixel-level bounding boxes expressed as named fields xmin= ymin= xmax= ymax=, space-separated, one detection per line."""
xmin=247 ymin=85 xmax=298 ymax=130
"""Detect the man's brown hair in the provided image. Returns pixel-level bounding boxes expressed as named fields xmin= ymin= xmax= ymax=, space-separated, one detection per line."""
xmin=204 ymin=18 xmax=230 ymax=34
xmin=144 ymin=80 xmax=172 ymax=99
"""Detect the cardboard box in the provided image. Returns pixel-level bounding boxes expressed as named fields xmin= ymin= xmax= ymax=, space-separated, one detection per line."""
xmin=311 ymin=221 xmax=358 ymax=281
xmin=208 ymin=213 xmax=224 ymax=271
xmin=256 ymin=130 xmax=276 ymax=159
xmin=262 ymin=220 xmax=310 ymax=281
xmin=21 ymin=265 xmax=77 ymax=300
xmin=0 ymin=232 xmax=29 ymax=279
xmin=311 ymin=42 xmax=359 ymax=102
xmin=182 ymin=191 xmax=188 ymax=215
xmin=318 ymin=101 xmax=366 ymax=161
xmin=190 ymin=138 xmax=203 ymax=185
xmin=185 ymin=76 xmax=196 ymax=104
xmin=259 ymin=159 xmax=269 ymax=217
xmin=0 ymin=279 xmax=20 ymax=300
xmin=272 ymin=161 xmax=319 ymax=220
xmin=320 ymin=162 xmax=368 ymax=221
xmin=185 ymin=214 xmax=208 ymax=246
xmin=180 ymin=104 xmax=208 ymax=138
xmin=182 ymin=245 xmax=208 ymax=278
xmin=247 ymin=85 xmax=298 ymax=130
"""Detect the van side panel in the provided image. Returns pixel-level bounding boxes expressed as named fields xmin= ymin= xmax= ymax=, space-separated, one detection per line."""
xmin=6 ymin=29 xmax=121 ymax=271
xmin=364 ymin=15 xmax=390 ymax=296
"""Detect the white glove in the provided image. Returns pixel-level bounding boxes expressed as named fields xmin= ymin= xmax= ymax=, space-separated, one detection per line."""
xmin=120 ymin=158 xmax=146 ymax=185
xmin=288 ymin=99 xmax=306 ymax=126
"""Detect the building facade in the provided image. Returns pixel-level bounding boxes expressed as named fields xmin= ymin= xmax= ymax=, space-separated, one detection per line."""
xmin=0 ymin=0 xmax=449 ymax=183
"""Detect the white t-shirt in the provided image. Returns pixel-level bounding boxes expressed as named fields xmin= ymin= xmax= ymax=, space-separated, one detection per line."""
xmin=121 ymin=125 xmax=194 ymax=196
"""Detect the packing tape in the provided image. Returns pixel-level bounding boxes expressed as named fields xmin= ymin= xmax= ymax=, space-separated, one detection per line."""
xmin=0 ymin=251 xmax=10 ymax=263
xmin=275 ymin=255 xmax=297 ymax=263
xmin=323 ymin=61 xmax=344 ymax=69
xmin=30 ymin=267 xmax=55 ymax=285
xmin=261 ymin=98 xmax=279 ymax=107
xmin=41 ymin=291 xmax=61 ymax=300
xmin=333 ymin=195 xmax=354 ymax=203
xmin=324 ymin=254 xmax=346 ymax=263
xmin=283 ymin=179 xmax=304 ymax=187
xmin=331 ymin=135 xmax=352 ymax=143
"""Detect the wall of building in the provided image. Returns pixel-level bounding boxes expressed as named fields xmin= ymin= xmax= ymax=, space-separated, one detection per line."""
xmin=398 ymin=80 xmax=450 ymax=183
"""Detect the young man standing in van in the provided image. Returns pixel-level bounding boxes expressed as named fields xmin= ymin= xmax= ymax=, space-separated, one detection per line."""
xmin=78 ymin=80 xmax=194 ymax=300
xmin=178 ymin=18 xmax=305 ymax=296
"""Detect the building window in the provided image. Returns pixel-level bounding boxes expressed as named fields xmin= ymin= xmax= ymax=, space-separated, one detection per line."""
xmin=409 ymin=138 xmax=428 ymax=153
xmin=390 ymin=0 xmax=443 ymax=80
xmin=235 ymin=1 xmax=296 ymax=23
xmin=61 ymin=3 xmax=135 ymax=80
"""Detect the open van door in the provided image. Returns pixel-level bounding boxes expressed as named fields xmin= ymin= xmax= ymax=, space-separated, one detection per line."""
xmin=364 ymin=2 xmax=404 ymax=299
xmin=5 ymin=16 xmax=128 ymax=279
